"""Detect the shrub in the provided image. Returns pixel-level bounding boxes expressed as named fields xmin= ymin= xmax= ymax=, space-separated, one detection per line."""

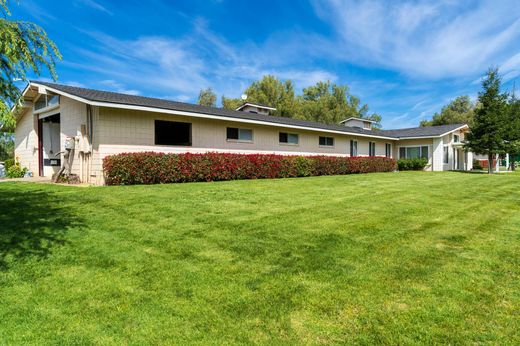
xmin=6 ymin=162 xmax=28 ymax=178
xmin=397 ymin=158 xmax=429 ymax=171
xmin=473 ymin=160 xmax=483 ymax=170
xmin=4 ymin=158 xmax=14 ymax=171
xmin=103 ymin=152 xmax=397 ymax=185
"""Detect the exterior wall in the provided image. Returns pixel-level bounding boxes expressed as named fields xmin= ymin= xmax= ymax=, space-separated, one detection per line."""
xmin=343 ymin=119 xmax=372 ymax=130
xmin=59 ymin=97 xmax=88 ymax=178
xmin=394 ymin=138 xmax=435 ymax=171
xmin=90 ymin=107 xmax=396 ymax=183
xmin=14 ymin=109 xmax=38 ymax=174
xmin=441 ymin=129 xmax=469 ymax=171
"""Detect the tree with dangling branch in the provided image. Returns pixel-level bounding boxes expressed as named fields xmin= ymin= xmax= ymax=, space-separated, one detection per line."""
xmin=0 ymin=0 xmax=61 ymax=132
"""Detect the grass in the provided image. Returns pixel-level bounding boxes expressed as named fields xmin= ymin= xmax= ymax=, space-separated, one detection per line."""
xmin=0 ymin=172 xmax=519 ymax=344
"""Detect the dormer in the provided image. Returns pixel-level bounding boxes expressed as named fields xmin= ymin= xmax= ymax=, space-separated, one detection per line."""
xmin=236 ymin=102 xmax=276 ymax=115
xmin=339 ymin=117 xmax=376 ymax=131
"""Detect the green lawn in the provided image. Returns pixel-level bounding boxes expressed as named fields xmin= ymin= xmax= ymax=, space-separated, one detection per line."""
xmin=0 ymin=172 xmax=519 ymax=344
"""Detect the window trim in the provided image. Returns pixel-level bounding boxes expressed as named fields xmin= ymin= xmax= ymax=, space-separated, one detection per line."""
xmin=279 ymin=132 xmax=299 ymax=146
xmin=154 ymin=120 xmax=192 ymax=146
xmin=369 ymin=141 xmax=376 ymax=156
xmin=443 ymin=145 xmax=449 ymax=164
xmin=398 ymin=145 xmax=430 ymax=160
xmin=350 ymin=140 xmax=358 ymax=157
xmin=319 ymin=136 xmax=334 ymax=147
xmin=385 ymin=143 xmax=392 ymax=158
xmin=226 ymin=127 xmax=254 ymax=143
xmin=453 ymin=134 xmax=460 ymax=143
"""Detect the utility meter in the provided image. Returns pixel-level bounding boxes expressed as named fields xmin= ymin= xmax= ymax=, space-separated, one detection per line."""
xmin=65 ymin=137 xmax=75 ymax=150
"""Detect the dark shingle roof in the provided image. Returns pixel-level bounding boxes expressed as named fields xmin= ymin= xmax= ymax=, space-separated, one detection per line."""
xmin=31 ymin=81 xmax=467 ymax=140
xmin=380 ymin=124 xmax=466 ymax=138
xmin=32 ymin=81 xmax=396 ymax=139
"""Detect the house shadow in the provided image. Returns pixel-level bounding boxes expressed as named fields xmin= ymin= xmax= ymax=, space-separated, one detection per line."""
xmin=0 ymin=186 xmax=83 ymax=270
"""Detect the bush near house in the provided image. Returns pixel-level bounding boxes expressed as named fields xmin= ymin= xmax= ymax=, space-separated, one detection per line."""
xmin=397 ymin=158 xmax=429 ymax=171
xmin=5 ymin=162 xmax=27 ymax=178
xmin=103 ymin=152 xmax=397 ymax=185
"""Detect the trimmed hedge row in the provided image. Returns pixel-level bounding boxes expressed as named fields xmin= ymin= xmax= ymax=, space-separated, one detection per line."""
xmin=397 ymin=158 xmax=429 ymax=171
xmin=103 ymin=152 xmax=397 ymax=185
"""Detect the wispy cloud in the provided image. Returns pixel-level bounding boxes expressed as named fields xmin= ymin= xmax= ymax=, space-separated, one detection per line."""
xmin=312 ymin=0 xmax=520 ymax=79
xmin=76 ymin=0 xmax=113 ymax=15
xmin=71 ymin=20 xmax=337 ymax=102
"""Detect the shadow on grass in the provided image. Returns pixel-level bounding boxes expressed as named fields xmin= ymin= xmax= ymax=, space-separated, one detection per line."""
xmin=0 ymin=187 xmax=83 ymax=270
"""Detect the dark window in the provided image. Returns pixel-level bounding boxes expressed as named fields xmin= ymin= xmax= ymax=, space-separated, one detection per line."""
xmin=319 ymin=136 xmax=334 ymax=146
xmin=350 ymin=140 xmax=358 ymax=156
xmin=227 ymin=127 xmax=253 ymax=141
xmin=421 ymin=146 xmax=429 ymax=159
xmin=279 ymin=132 xmax=298 ymax=144
xmin=155 ymin=120 xmax=191 ymax=146
xmin=399 ymin=147 xmax=406 ymax=159
xmin=385 ymin=143 xmax=391 ymax=158
xmin=369 ymin=142 xmax=376 ymax=156
xmin=443 ymin=146 xmax=449 ymax=164
xmin=399 ymin=146 xmax=429 ymax=159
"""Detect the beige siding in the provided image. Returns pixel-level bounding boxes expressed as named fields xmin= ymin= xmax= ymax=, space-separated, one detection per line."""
xmin=394 ymin=138 xmax=435 ymax=170
xmin=14 ymin=110 xmax=38 ymax=174
xmin=59 ymin=97 xmax=88 ymax=177
xmin=91 ymin=107 xmax=396 ymax=183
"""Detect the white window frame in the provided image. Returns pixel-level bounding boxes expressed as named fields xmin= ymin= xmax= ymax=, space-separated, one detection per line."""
xmin=279 ymin=132 xmax=299 ymax=145
xmin=226 ymin=127 xmax=253 ymax=143
xmin=385 ymin=143 xmax=392 ymax=158
xmin=399 ymin=145 xmax=430 ymax=160
xmin=443 ymin=145 xmax=449 ymax=164
xmin=369 ymin=142 xmax=376 ymax=156
xmin=350 ymin=140 xmax=358 ymax=157
xmin=319 ymin=136 xmax=334 ymax=147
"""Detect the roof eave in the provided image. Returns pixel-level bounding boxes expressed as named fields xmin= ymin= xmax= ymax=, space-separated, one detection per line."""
xmin=29 ymin=82 xmax=398 ymax=141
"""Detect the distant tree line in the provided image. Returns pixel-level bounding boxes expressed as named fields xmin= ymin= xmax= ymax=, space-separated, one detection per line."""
xmin=197 ymin=75 xmax=382 ymax=129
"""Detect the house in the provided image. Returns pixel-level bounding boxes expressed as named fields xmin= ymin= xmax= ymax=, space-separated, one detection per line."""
xmin=14 ymin=81 xmax=473 ymax=185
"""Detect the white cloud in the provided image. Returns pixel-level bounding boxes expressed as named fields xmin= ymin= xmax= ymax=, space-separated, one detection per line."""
xmin=77 ymin=0 xmax=113 ymax=15
xmin=312 ymin=0 xmax=520 ymax=79
xmin=72 ymin=23 xmax=338 ymax=102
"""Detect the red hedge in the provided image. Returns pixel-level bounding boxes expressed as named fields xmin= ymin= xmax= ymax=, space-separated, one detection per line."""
xmin=103 ymin=152 xmax=397 ymax=185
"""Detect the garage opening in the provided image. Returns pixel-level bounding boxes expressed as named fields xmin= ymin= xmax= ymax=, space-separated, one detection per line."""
xmin=38 ymin=113 xmax=61 ymax=177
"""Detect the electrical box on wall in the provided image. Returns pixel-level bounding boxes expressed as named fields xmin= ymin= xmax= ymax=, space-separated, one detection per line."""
xmin=64 ymin=136 xmax=75 ymax=150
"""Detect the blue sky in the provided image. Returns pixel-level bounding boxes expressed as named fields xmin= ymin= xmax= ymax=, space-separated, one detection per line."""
xmin=10 ymin=0 xmax=520 ymax=128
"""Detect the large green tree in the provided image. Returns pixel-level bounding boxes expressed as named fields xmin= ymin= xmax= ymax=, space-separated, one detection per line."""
xmin=222 ymin=75 xmax=381 ymax=127
xmin=0 ymin=0 xmax=61 ymax=132
xmin=222 ymin=75 xmax=297 ymax=118
xmin=420 ymin=95 xmax=476 ymax=127
xmin=197 ymin=87 xmax=217 ymax=107
xmin=465 ymin=68 xmax=508 ymax=174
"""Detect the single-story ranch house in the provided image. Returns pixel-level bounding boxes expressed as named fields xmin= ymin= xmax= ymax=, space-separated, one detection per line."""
xmin=14 ymin=81 xmax=473 ymax=185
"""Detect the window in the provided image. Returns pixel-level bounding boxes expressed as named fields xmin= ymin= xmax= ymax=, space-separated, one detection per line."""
xmin=319 ymin=136 xmax=334 ymax=147
xmin=369 ymin=142 xmax=376 ymax=156
xmin=155 ymin=120 xmax=191 ymax=146
xmin=34 ymin=94 xmax=60 ymax=111
xmin=227 ymin=127 xmax=253 ymax=142
xmin=350 ymin=140 xmax=358 ymax=157
xmin=443 ymin=146 xmax=449 ymax=164
xmin=399 ymin=146 xmax=429 ymax=159
xmin=385 ymin=143 xmax=392 ymax=158
xmin=279 ymin=132 xmax=299 ymax=145
xmin=453 ymin=134 xmax=460 ymax=143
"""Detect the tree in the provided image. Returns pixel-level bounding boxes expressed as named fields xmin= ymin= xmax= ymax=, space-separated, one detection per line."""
xmin=0 ymin=0 xmax=61 ymax=132
xmin=197 ymin=87 xmax=217 ymax=107
xmin=222 ymin=76 xmax=381 ymax=127
xmin=222 ymin=75 xmax=298 ymax=118
xmin=420 ymin=96 xmax=476 ymax=127
xmin=465 ymin=68 xmax=508 ymax=174
xmin=503 ymin=90 xmax=520 ymax=170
